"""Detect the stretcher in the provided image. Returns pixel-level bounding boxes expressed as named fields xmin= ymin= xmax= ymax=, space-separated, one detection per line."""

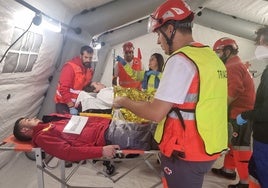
xmin=0 ymin=135 xmax=161 ymax=188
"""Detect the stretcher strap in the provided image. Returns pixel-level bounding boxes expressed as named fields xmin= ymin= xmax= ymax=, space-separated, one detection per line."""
xmin=79 ymin=112 xmax=112 ymax=119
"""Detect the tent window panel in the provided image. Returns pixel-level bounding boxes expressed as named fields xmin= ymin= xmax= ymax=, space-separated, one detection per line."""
xmin=2 ymin=53 xmax=18 ymax=73
xmin=11 ymin=28 xmax=24 ymax=51
xmin=21 ymin=32 xmax=35 ymax=51
xmin=32 ymin=35 xmax=42 ymax=53
xmin=17 ymin=54 xmax=29 ymax=72
xmin=25 ymin=54 xmax=37 ymax=72
xmin=1 ymin=27 xmax=43 ymax=73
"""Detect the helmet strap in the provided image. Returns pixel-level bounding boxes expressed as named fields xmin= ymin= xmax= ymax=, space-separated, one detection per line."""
xmin=159 ymin=27 xmax=176 ymax=55
xmin=221 ymin=49 xmax=231 ymax=64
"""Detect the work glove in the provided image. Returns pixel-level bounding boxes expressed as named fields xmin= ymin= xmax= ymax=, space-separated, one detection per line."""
xmin=69 ymin=107 xmax=78 ymax=115
xmin=116 ymin=56 xmax=127 ymax=66
xmin=146 ymin=70 xmax=159 ymax=76
xmin=236 ymin=114 xmax=247 ymax=126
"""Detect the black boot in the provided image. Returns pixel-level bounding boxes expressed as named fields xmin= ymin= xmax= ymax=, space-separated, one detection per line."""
xmin=211 ymin=167 xmax=236 ymax=180
xmin=65 ymin=161 xmax=73 ymax=168
xmin=228 ymin=183 xmax=249 ymax=188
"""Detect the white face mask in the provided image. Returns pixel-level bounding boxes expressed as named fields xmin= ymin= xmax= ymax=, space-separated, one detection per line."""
xmin=255 ymin=45 xmax=268 ymax=60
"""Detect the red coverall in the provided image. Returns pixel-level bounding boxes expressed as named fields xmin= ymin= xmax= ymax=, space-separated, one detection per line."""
xmin=32 ymin=115 xmax=110 ymax=161
xmin=224 ymin=55 xmax=255 ymax=181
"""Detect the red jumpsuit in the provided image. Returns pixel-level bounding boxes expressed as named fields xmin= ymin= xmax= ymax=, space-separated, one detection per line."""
xmin=224 ymin=55 xmax=255 ymax=181
xmin=32 ymin=115 xmax=110 ymax=161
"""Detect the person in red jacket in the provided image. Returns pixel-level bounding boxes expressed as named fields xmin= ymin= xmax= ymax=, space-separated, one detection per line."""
xmin=113 ymin=42 xmax=143 ymax=89
xmin=212 ymin=37 xmax=256 ymax=188
xmin=55 ymin=45 xmax=94 ymax=115
xmin=13 ymin=115 xmax=119 ymax=161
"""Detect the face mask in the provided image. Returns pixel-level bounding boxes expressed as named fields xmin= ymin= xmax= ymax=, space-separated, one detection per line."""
xmin=255 ymin=45 xmax=268 ymax=60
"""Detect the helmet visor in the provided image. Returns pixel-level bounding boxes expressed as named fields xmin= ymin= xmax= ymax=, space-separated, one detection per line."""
xmin=147 ymin=15 xmax=162 ymax=33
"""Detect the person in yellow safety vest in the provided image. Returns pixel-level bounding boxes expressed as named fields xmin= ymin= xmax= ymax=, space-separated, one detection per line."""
xmin=113 ymin=1 xmax=228 ymax=188
xmin=113 ymin=42 xmax=143 ymax=89
xmin=54 ymin=45 xmax=94 ymax=115
xmin=116 ymin=53 xmax=164 ymax=93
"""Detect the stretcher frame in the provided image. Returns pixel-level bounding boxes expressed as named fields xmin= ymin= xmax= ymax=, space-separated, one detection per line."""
xmin=0 ymin=135 xmax=161 ymax=188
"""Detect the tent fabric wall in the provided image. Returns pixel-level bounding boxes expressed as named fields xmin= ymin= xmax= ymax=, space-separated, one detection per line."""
xmin=0 ymin=2 xmax=64 ymax=141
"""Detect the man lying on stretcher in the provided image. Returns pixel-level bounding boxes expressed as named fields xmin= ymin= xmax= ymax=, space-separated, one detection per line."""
xmin=13 ymin=114 xmax=156 ymax=161
xmin=13 ymin=114 xmax=118 ymax=161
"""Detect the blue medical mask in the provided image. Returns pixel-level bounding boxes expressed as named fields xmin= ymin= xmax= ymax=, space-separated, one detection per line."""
xmin=255 ymin=45 xmax=268 ymax=60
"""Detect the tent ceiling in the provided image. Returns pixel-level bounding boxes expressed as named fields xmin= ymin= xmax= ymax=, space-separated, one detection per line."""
xmin=54 ymin=0 xmax=268 ymax=25
xmin=21 ymin=0 xmax=268 ymax=36
xmin=56 ymin=0 xmax=114 ymax=15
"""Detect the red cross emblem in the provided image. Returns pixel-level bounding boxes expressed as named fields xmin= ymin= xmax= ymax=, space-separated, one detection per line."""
xmin=164 ymin=166 xmax=172 ymax=175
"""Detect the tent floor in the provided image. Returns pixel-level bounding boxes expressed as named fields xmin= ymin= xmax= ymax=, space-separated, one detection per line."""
xmin=0 ymin=151 xmax=239 ymax=188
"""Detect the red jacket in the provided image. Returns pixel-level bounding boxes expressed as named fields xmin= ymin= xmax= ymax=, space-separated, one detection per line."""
xmin=55 ymin=56 xmax=93 ymax=104
xmin=32 ymin=115 xmax=110 ymax=161
xmin=226 ymin=56 xmax=255 ymax=119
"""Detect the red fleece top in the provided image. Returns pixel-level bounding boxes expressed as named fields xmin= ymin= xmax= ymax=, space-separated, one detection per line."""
xmin=226 ymin=55 xmax=255 ymax=119
xmin=32 ymin=116 xmax=110 ymax=161
xmin=57 ymin=56 xmax=93 ymax=104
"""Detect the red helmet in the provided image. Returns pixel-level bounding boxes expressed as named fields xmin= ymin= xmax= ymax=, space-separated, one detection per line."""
xmin=123 ymin=42 xmax=134 ymax=52
xmin=148 ymin=0 xmax=193 ymax=32
xmin=213 ymin=37 xmax=238 ymax=51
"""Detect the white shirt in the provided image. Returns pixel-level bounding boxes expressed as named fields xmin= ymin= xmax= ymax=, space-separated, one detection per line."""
xmin=155 ymin=55 xmax=197 ymax=104
xmin=76 ymin=87 xmax=114 ymax=111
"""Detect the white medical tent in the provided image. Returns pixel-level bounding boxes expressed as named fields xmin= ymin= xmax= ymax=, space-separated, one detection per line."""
xmin=0 ymin=0 xmax=268 ymax=187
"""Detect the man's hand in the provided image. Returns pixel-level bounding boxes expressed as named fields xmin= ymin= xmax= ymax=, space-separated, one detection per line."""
xmin=102 ymin=145 xmax=120 ymax=158
xmin=69 ymin=107 xmax=78 ymax=115
xmin=116 ymin=56 xmax=127 ymax=66
xmin=113 ymin=96 xmax=128 ymax=109
xmin=236 ymin=114 xmax=247 ymax=125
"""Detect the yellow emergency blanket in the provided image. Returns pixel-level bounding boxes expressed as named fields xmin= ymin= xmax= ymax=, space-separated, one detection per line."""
xmin=113 ymin=86 xmax=155 ymax=123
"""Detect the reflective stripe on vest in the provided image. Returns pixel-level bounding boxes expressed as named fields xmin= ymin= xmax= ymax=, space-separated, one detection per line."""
xmin=154 ymin=44 xmax=228 ymax=158
xmin=249 ymin=175 xmax=260 ymax=188
xmin=154 ymin=92 xmax=197 ymax=143
xmin=232 ymin=146 xmax=251 ymax=150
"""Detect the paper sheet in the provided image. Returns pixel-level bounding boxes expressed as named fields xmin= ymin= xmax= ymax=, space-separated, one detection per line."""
xmin=63 ymin=115 xmax=88 ymax=134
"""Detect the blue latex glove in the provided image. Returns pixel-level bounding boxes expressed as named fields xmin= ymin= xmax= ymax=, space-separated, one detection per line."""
xmin=145 ymin=70 xmax=159 ymax=77
xmin=116 ymin=56 xmax=127 ymax=66
xmin=69 ymin=107 xmax=78 ymax=115
xmin=236 ymin=114 xmax=247 ymax=125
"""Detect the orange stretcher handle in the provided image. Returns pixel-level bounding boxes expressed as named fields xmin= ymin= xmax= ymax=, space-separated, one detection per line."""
xmin=2 ymin=135 xmax=33 ymax=152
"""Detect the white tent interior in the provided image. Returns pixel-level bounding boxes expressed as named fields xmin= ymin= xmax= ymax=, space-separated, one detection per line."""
xmin=0 ymin=0 xmax=268 ymax=187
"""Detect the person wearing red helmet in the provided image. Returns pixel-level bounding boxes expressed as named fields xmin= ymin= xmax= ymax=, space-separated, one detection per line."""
xmin=113 ymin=42 xmax=143 ymax=89
xmin=113 ymin=1 xmax=228 ymax=188
xmin=211 ymin=37 xmax=255 ymax=188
